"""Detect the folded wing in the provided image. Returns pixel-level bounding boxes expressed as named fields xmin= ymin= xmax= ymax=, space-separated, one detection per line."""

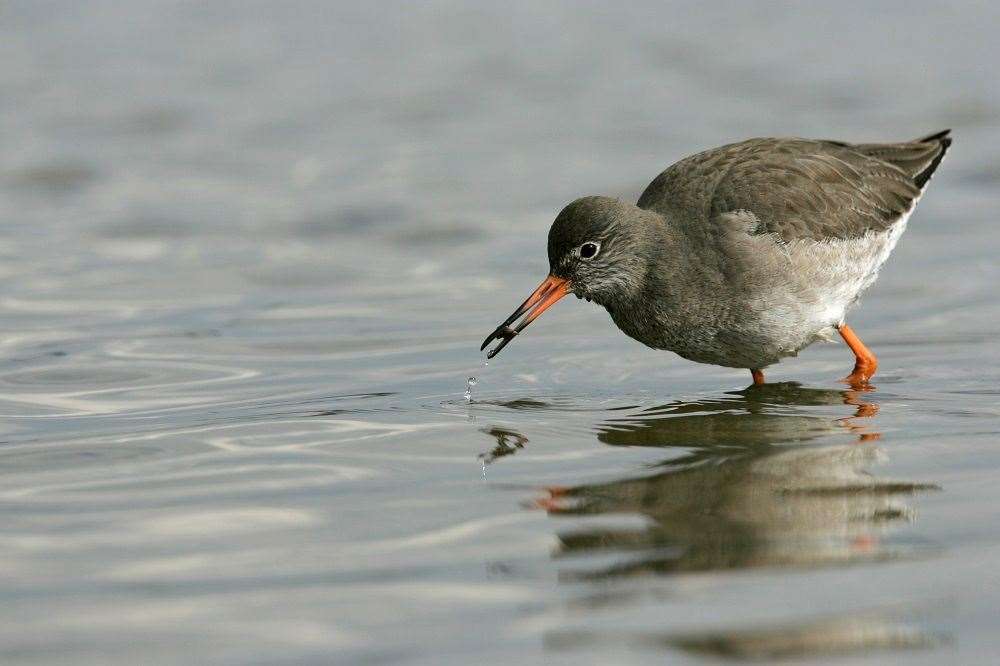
xmin=638 ymin=131 xmax=951 ymax=243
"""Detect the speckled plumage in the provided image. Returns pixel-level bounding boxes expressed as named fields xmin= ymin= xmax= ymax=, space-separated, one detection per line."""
xmin=485 ymin=131 xmax=951 ymax=379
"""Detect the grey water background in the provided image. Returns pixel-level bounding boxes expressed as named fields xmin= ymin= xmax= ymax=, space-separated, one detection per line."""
xmin=1 ymin=1 xmax=999 ymax=663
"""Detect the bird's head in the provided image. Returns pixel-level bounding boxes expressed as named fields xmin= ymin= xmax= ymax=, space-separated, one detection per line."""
xmin=481 ymin=196 xmax=660 ymax=359
xmin=547 ymin=196 xmax=656 ymax=304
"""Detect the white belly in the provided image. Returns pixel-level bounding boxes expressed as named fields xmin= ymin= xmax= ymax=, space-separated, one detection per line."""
xmin=790 ymin=207 xmax=912 ymax=330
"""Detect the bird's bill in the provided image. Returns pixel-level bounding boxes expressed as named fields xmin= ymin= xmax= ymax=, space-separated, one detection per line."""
xmin=480 ymin=275 xmax=571 ymax=359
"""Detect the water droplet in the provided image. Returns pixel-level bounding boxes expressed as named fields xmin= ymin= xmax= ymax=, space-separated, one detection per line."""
xmin=464 ymin=376 xmax=478 ymax=402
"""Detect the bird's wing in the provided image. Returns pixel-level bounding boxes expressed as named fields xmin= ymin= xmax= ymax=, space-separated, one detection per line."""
xmin=637 ymin=133 xmax=950 ymax=243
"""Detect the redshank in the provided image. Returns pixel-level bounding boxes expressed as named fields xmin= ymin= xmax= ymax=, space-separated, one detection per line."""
xmin=481 ymin=131 xmax=951 ymax=386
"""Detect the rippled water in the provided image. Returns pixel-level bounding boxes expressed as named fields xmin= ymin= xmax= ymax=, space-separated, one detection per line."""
xmin=2 ymin=2 xmax=1000 ymax=664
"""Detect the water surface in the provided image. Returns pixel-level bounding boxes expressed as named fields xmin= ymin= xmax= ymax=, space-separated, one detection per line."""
xmin=1 ymin=2 xmax=1000 ymax=664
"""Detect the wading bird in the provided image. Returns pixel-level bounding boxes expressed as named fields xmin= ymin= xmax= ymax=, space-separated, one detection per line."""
xmin=482 ymin=131 xmax=951 ymax=386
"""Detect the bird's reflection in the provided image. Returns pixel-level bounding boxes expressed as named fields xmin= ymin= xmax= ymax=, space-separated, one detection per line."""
xmin=548 ymin=611 xmax=945 ymax=660
xmin=479 ymin=426 xmax=529 ymax=464
xmin=597 ymin=382 xmax=879 ymax=451
xmin=487 ymin=383 xmax=939 ymax=577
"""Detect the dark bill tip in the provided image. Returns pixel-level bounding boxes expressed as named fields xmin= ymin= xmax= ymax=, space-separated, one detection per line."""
xmin=480 ymin=275 xmax=570 ymax=359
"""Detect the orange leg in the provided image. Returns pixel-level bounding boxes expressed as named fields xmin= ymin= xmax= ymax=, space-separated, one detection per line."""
xmin=838 ymin=324 xmax=878 ymax=386
xmin=750 ymin=368 xmax=765 ymax=385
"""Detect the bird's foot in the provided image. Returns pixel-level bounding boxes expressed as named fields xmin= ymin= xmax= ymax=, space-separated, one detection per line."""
xmin=840 ymin=363 xmax=877 ymax=389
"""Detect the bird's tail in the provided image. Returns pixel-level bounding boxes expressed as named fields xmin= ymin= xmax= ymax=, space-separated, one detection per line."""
xmin=912 ymin=129 xmax=952 ymax=189
xmin=850 ymin=129 xmax=952 ymax=190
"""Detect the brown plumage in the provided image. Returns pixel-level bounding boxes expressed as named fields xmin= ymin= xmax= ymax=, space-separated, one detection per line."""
xmin=482 ymin=131 xmax=951 ymax=386
xmin=638 ymin=130 xmax=950 ymax=242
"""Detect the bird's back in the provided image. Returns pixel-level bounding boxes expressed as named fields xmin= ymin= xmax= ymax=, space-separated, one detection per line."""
xmin=637 ymin=131 xmax=951 ymax=243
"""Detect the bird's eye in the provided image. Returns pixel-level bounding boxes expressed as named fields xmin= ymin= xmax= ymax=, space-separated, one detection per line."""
xmin=579 ymin=242 xmax=600 ymax=259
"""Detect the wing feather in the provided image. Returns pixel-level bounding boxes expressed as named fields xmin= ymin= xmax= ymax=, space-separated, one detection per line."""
xmin=638 ymin=133 xmax=949 ymax=243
